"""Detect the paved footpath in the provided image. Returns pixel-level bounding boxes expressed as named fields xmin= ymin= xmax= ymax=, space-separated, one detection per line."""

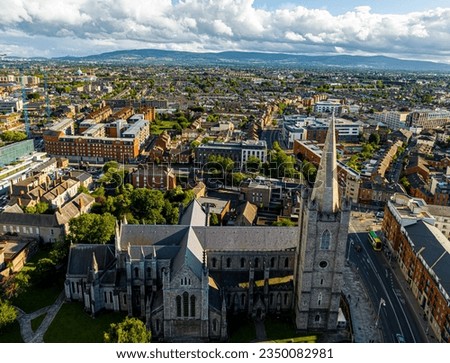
xmin=342 ymin=264 xmax=383 ymax=343
xmin=16 ymin=290 xmax=65 ymax=343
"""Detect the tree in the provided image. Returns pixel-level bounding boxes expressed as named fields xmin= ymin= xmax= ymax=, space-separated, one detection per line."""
xmin=0 ymin=131 xmax=27 ymax=143
xmin=0 ymin=299 xmax=17 ymax=330
xmin=209 ymin=213 xmax=219 ymax=226
xmin=130 ymin=189 xmax=165 ymax=223
xmin=104 ymin=317 xmax=151 ymax=343
xmin=103 ymin=161 xmax=119 ymax=173
xmin=0 ymin=271 xmax=30 ymax=299
xmin=272 ymin=219 xmax=296 ymax=226
xmin=368 ymin=133 xmax=380 ymax=145
xmin=68 ymin=213 xmax=116 ymax=244
xmin=34 ymin=258 xmax=56 ymax=286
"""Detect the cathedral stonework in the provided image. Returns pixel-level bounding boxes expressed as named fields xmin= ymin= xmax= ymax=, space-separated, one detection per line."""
xmin=65 ymin=118 xmax=350 ymax=341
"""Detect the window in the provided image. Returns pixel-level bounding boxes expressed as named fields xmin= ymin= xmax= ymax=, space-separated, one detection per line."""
xmin=104 ymin=292 xmax=107 ymax=302
xmin=284 ymin=294 xmax=289 ymax=305
xmin=318 ymin=293 xmax=322 ymax=306
xmin=320 ymin=278 xmax=324 ymax=286
xmin=240 ymin=258 xmax=246 ymax=268
xmin=241 ymin=294 xmax=245 ymax=306
xmin=226 ymin=258 xmax=231 ymax=268
xmin=284 ymin=257 xmax=289 ymax=268
xmin=176 ymin=296 xmax=182 ymax=317
xmin=320 ymin=230 xmax=331 ymax=250
xmin=270 ymin=293 xmax=274 ymax=305
xmin=147 ymin=267 xmax=151 ymax=278
xmin=183 ymin=292 xmax=189 ymax=317
xmin=190 ymin=295 xmax=196 ymax=317
xmin=255 ymin=258 xmax=259 ymax=268
xmin=319 ymin=261 xmax=328 ymax=269
xmin=212 ymin=319 xmax=217 ymax=332
xmin=123 ymin=294 xmax=127 ymax=305
xmin=212 ymin=258 xmax=217 ymax=268
xmin=134 ymin=267 xmax=139 ymax=278
xmin=270 ymin=257 xmax=275 ymax=268
xmin=315 ymin=314 xmax=320 ymax=322
xmin=109 ymin=291 xmax=113 ymax=303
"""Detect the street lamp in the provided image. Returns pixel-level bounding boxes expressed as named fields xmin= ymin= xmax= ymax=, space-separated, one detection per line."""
xmin=375 ymin=297 xmax=386 ymax=327
xmin=346 ymin=238 xmax=354 ymax=263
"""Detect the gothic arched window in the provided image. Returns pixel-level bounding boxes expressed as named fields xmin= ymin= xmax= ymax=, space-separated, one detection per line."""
xmin=284 ymin=257 xmax=289 ymax=268
xmin=270 ymin=257 xmax=275 ymax=268
xmin=183 ymin=292 xmax=189 ymax=317
xmin=318 ymin=293 xmax=323 ymax=306
xmin=190 ymin=295 xmax=196 ymax=317
xmin=134 ymin=267 xmax=139 ymax=278
xmin=212 ymin=258 xmax=217 ymax=268
xmin=226 ymin=258 xmax=231 ymax=268
xmin=176 ymin=295 xmax=181 ymax=317
xmin=254 ymin=258 xmax=259 ymax=268
xmin=320 ymin=230 xmax=331 ymax=250
xmin=240 ymin=258 xmax=246 ymax=268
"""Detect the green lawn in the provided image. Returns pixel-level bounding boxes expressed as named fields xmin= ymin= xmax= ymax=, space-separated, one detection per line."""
xmin=44 ymin=302 xmax=126 ymax=343
xmin=264 ymin=317 xmax=318 ymax=342
xmin=31 ymin=313 xmax=46 ymax=332
xmin=0 ymin=321 xmax=23 ymax=343
xmin=12 ymin=283 xmax=62 ymax=314
xmin=228 ymin=315 xmax=256 ymax=343
xmin=11 ymin=248 xmax=64 ymax=313
xmin=150 ymin=121 xmax=179 ymax=135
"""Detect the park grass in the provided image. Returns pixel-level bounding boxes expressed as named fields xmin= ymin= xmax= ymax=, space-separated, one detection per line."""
xmin=44 ymin=302 xmax=126 ymax=343
xmin=264 ymin=316 xmax=318 ymax=343
xmin=11 ymin=248 xmax=64 ymax=313
xmin=31 ymin=313 xmax=46 ymax=332
xmin=150 ymin=121 xmax=179 ymax=135
xmin=228 ymin=315 xmax=256 ymax=343
xmin=0 ymin=321 xmax=23 ymax=343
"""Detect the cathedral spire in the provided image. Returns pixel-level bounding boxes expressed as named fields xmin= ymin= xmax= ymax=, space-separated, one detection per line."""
xmin=310 ymin=114 xmax=339 ymax=213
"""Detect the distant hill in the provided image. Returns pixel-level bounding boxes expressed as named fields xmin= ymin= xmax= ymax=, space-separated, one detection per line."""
xmin=55 ymin=49 xmax=450 ymax=71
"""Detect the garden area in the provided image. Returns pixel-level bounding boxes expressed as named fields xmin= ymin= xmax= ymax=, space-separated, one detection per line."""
xmin=44 ymin=302 xmax=126 ymax=343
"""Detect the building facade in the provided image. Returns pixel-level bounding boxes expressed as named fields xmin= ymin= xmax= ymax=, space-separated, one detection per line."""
xmin=65 ymin=119 xmax=350 ymax=341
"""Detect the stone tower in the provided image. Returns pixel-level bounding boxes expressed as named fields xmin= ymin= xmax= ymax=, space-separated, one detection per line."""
xmin=295 ymin=115 xmax=351 ymax=331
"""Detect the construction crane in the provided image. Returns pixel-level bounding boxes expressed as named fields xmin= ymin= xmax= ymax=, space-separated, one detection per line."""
xmin=19 ymin=67 xmax=30 ymax=138
xmin=42 ymin=67 xmax=51 ymax=121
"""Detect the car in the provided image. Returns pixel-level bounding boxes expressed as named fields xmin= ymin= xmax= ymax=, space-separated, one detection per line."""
xmin=395 ymin=333 xmax=406 ymax=343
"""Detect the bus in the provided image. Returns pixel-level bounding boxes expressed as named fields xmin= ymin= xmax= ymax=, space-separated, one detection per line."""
xmin=368 ymin=230 xmax=382 ymax=251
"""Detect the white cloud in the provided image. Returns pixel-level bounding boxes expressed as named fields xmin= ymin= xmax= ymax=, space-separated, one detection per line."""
xmin=0 ymin=0 xmax=449 ymax=62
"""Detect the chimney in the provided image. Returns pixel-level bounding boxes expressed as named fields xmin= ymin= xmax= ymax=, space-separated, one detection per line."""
xmin=205 ymin=203 xmax=211 ymax=226
xmin=78 ymin=196 xmax=84 ymax=212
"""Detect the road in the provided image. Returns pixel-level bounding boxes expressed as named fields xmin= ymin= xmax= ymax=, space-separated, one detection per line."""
xmin=260 ymin=129 xmax=280 ymax=149
xmin=348 ymin=213 xmax=426 ymax=343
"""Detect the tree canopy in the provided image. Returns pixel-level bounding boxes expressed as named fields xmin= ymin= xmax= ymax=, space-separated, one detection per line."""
xmin=0 ymin=131 xmax=27 ymax=143
xmin=104 ymin=317 xmax=151 ymax=343
xmin=68 ymin=213 xmax=116 ymax=244
xmin=0 ymin=299 xmax=17 ymax=331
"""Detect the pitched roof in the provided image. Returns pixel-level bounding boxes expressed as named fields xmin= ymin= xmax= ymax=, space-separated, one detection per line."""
xmin=405 ymin=220 xmax=450 ymax=295
xmin=180 ymin=198 xmax=207 ymax=226
xmin=0 ymin=212 xmax=60 ymax=227
xmin=67 ymin=244 xmax=115 ymax=276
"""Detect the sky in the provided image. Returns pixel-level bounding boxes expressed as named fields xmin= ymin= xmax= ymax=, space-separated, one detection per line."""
xmin=1 ymin=0 xmax=450 ymax=63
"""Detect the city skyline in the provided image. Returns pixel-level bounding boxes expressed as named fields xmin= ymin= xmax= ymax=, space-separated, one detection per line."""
xmin=1 ymin=1 xmax=450 ymax=63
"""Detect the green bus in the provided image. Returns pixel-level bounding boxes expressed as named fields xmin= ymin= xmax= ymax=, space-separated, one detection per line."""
xmin=368 ymin=230 xmax=382 ymax=251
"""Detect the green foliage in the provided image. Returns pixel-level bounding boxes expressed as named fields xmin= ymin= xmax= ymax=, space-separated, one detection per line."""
xmin=34 ymin=258 xmax=56 ymax=286
xmin=209 ymin=213 xmax=219 ymax=226
xmin=190 ymin=140 xmax=201 ymax=149
xmin=0 ymin=299 xmax=17 ymax=330
xmin=368 ymin=133 xmax=380 ymax=145
xmin=207 ymin=155 xmax=234 ymax=175
xmin=0 ymin=271 xmax=30 ymax=299
xmin=245 ymin=156 xmax=261 ymax=172
xmin=103 ymin=161 xmax=119 ymax=173
xmin=68 ymin=213 xmax=116 ymax=244
xmin=24 ymin=202 xmax=50 ymax=214
xmin=104 ymin=317 xmax=151 ymax=343
xmin=0 ymin=131 xmax=27 ymax=143
xmin=400 ymin=176 xmax=411 ymax=193
xmin=264 ymin=144 xmax=299 ymax=179
xmin=301 ymin=161 xmax=317 ymax=184
xmin=272 ymin=219 xmax=296 ymax=226
xmin=27 ymin=92 xmax=41 ymax=100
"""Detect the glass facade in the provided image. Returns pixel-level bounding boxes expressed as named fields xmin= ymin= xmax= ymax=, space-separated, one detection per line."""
xmin=0 ymin=139 xmax=34 ymax=166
